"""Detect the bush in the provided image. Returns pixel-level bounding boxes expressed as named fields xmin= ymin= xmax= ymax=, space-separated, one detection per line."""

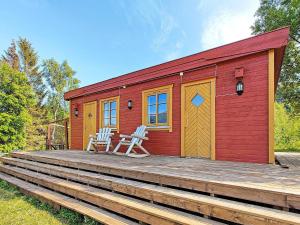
xmin=0 ymin=63 xmax=35 ymax=152
xmin=275 ymin=102 xmax=300 ymax=151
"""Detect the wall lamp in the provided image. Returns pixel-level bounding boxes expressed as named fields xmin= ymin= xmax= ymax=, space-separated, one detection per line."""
xmin=235 ymin=67 xmax=244 ymax=96
xmin=128 ymin=100 xmax=133 ymax=110
xmin=236 ymin=80 xmax=244 ymax=96
xmin=74 ymin=104 xmax=79 ymax=117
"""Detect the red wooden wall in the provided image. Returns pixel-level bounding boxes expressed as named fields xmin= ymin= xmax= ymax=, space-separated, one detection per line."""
xmin=69 ymin=51 xmax=269 ymax=163
xmin=216 ymin=52 xmax=269 ymax=163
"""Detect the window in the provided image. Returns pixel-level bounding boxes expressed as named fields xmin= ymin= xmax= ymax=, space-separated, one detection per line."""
xmin=100 ymin=96 xmax=119 ymax=131
xmin=142 ymin=85 xmax=173 ymax=131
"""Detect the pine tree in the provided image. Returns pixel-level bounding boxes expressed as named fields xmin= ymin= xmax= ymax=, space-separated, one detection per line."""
xmin=1 ymin=38 xmax=80 ymax=151
xmin=18 ymin=38 xmax=46 ymax=106
xmin=16 ymin=38 xmax=48 ymax=151
xmin=3 ymin=38 xmax=49 ymax=150
xmin=1 ymin=40 xmax=20 ymax=70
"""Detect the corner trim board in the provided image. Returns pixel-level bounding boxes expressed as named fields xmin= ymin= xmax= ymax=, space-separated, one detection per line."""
xmin=268 ymin=49 xmax=275 ymax=164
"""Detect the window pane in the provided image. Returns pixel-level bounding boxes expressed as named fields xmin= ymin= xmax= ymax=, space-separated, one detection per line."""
xmin=158 ymin=113 xmax=167 ymax=123
xmin=110 ymin=101 xmax=116 ymax=110
xmin=158 ymin=103 xmax=167 ymax=114
xmin=147 ymin=95 xmax=156 ymax=105
xmin=148 ymin=114 xmax=156 ymax=124
xmin=110 ymin=101 xmax=117 ymax=110
xmin=191 ymin=93 xmax=204 ymax=107
xmin=147 ymin=105 xmax=156 ymax=115
xmin=158 ymin=93 xmax=167 ymax=104
xmin=104 ymin=118 xmax=109 ymax=126
xmin=104 ymin=110 xmax=110 ymax=119
xmin=110 ymin=117 xmax=116 ymax=126
xmin=104 ymin=102 xmax=109 ymax=111
xmin=110 ymin=109 xmax=116 ymax=118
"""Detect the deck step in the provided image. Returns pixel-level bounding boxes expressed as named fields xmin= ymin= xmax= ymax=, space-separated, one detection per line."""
xmin=11 ymin=151 xmax=300 ymax=210
xmin=0 ymin=172 xmax=138 ymax=225
xmin=0 ymin=164 xmax=223 ymax=225
xmin=2 ymin=156 xmax=300 ymax=225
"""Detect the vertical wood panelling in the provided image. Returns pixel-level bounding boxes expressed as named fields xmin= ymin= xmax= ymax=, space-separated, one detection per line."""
xmin=83 ymin=101 xmax=97 ymax=149
xmin=216 ymin=52 xmax=269 ymax=163
xmin=268 ymin=49 xmax=275 ymax=164
xmin=181 ymin=79 xmax=215 ymax=158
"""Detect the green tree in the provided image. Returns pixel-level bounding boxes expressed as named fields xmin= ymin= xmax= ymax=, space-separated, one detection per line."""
xmin=251 ymin=0 xmax=300 ymax=114
xmin=16 ymin=38 xmax=49 ymax=150
xmin=18 ymin=38 xmax=46 ymax=105
xmin=275 ymin=102 xmax=300 ymax=150
xmin=0 ymin=63 xmax=35 ymax=152
xmin=42 ymin=59 xmax=80 ymax=121
xmin=1 ymin=40 xmax=20 ymax=71
xmin=1 ymin=38 xmax=80 ymax=150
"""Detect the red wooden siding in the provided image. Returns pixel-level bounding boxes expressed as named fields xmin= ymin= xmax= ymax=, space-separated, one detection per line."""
xmin=215 ymin=52 xmax=269 ymax=163
xmin=70 ymin=52 xmax=270 ymax=163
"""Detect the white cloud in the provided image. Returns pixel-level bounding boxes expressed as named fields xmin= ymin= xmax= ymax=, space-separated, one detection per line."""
xmin=164 ymin=40 xmax=183 ymax=61
xmin=119 ymin=0 xmax=186 ymax=61
xmin=199 ymin=0 xmax=260 ymax=50
xmin=165 ymin=51 xmax=180 ymax=61
xmin=152 ymin=12 xmax=177 ymax=51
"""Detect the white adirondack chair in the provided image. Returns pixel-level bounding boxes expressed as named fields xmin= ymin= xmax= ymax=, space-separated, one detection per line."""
xmin=113 ymin=125 xmax=150 ymax=157
xmin=86 ymin=128 xmax=114 ymax=153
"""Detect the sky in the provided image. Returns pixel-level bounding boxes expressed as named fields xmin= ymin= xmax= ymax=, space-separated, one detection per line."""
xmin=0 ymin=0 xmax=260 ymax=87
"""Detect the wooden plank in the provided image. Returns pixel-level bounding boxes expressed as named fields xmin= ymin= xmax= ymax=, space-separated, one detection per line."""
xmin=3 ymin=157 xmax=300 ymax=225
xmin=0 ymin=165 xmax=222 ymax=225
xmin=276 ymin=152 xmax=300 ymax=168
xmin=0 ymin=173 xmax=137 ymax=225
xmin=268 ymin=49 xmax=275 ymax=164
xmin=10 ymin=151 xmax=300 ymax=209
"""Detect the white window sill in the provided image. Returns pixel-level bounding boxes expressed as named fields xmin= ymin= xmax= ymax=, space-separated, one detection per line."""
xmin=146 ymin=126 xmax=172 ymax=132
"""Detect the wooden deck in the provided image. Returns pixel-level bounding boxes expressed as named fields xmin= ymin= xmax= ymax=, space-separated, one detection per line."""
xmin=276 ymin=152 xmax=300 ymax=168
xmin=0 ymin=150 xmax=299 ymax=225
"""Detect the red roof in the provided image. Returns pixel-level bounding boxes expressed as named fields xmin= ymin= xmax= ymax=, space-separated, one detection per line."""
xmin=65 ymin=27 xmax=289 ymax=100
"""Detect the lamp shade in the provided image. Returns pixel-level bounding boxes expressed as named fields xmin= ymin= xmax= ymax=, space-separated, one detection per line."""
xmin=236 ymin=80 xmax=244 ymax=96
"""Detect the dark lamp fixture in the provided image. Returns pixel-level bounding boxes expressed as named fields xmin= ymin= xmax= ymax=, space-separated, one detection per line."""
xmin=236 ymin=80 xmax=244 ymax=96
xmin=127 ymin=100 xmax=132 ymax=109
xmin=74 ymin=108 xmax=79 ymax=117
xmin=128 ymin=100 xmax=133 ymax=109
xmin=234 ymin=67 xmax=244 ymax=96
xmin=74 ymin=104 xmax=79 ymax=117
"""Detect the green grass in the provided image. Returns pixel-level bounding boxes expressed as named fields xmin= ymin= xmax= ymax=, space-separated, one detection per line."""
xmin=0 ymin=180 xmax=100 ymax=225
xmin=275 ymin=148 xmax=300 ymax=152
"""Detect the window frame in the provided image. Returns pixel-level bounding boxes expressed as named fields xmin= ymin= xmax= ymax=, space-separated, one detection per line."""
xmin=142 ymin=84 xmax=173 ymax=132
xmin=99 ymin=96 xmax=120 ymax=132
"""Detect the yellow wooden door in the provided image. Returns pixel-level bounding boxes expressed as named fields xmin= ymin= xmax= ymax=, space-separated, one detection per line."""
xmin=181 ymin=79 xmax=215 ymax=158
xmin=83 ymin=101 xmax=97 ymax=150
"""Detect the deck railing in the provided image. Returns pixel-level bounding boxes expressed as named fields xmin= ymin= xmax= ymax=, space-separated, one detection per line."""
xmin=46 ymin=118 xmax=69 ymax=150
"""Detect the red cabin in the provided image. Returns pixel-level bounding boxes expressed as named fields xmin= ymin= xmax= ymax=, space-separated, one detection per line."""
xmin=64 ymin=27 xmax=289 ymax=164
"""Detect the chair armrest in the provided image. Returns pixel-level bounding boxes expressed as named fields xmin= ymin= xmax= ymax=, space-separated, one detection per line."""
xmin=95 ymin=133 xmax=114 ymax=137
xmin=131 ymin=134 xmax=149 ymax=140
xmin=120 ymin=134 xmax=132 ymax=139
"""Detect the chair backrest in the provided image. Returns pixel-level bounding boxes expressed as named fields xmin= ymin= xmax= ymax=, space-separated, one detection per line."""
xmin=97 ymin=128 xmax=112 ymax=141
xmin=131 ymin=125 xmax=147 ymax=144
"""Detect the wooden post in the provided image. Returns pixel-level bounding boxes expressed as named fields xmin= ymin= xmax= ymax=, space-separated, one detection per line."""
xmin=64 ymin=119 xmax=69 ymax=149
xmin=46 ymin=124 xmax=52 ymax=150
